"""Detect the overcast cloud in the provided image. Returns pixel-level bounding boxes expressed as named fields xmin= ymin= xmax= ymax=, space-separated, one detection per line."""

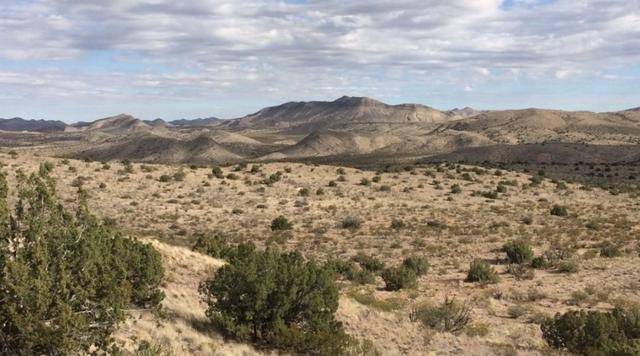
xmin=0 ymin=0 xmax=639 ymax=121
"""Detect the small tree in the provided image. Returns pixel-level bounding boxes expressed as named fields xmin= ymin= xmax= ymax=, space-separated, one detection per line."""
xmin=199 ymin=243 xmax=349 ymax=354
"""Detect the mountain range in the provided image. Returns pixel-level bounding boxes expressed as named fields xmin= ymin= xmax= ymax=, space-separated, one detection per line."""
xmin=2 ymin=96 xmax=640 ymax=165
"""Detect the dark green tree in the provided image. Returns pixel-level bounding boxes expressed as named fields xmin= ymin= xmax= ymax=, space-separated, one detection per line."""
xmin=199 ymin=243 xmax=349 ymax=354
xmin=0 ymin=166 xmax=164 ymax=355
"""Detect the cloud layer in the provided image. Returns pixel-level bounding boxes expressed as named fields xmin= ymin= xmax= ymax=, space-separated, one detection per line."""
xmin=1 ymin=0 xmax=639 ymax=120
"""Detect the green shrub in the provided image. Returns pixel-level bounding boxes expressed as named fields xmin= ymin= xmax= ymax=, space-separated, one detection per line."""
xmin=359 ymin=178 xmax=370 ymax=186
xmin=550 ymin=204 xmax=568 ymax=217
xmin=557 ymin=257 xmax=580 ymax=273
xmin=326 ymin=259 xmax=376 ymax=285
xmin=530 ymin=256 xmax=547 ymax=269
xmin=381 ymin=266 xmax=417 ymax=291
xmin=159 ymin=174 xmax=171 ymax=182
xmin=600 ymin=242 xmax=622 ymax=258
xmin=271 ymin=215 xmax=293 ymax=231
xmin=199 ymin=243 xmax=349 ymax=354
xmin=0 ymin=166 xmax=164 ymax=355
xmin=465 ymin=259 xmax=499 ymax=284
xmin=450 ymin=184 xmax=462 ymax=194
xmin=211 ymin=166 xmax=224 ymax=178
xmin=352 ymin=253 xmax=386 ymax=273
xmin=402 ymin=255 xmax=430 ymax=276
xmin=341 ymin=216 xmax=362 ymax=231
xmin=410 ymin=297 xmax=472 ymax=333
xmin=192 ymin=232 xmax=230 ymax=258
xmin=298 ymin=188 xmax=310 ymax=196
xmin=502 ymin=239 xmax=534 ymax=264
xmin=390 ymin=218 xmax=405 ymax=230
xmin=541 ymin=305 xmax=640 ymax=355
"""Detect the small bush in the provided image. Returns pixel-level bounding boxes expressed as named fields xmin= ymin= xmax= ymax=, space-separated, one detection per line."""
xmin=600 ymin=242 xmax=622 ymax=258
xmin=550 ymin=204 xmax=568 ymax=217
xmin=211 ymin=166 xmax=224 ymax=178
xmin=327 ymin=259 xmax=376 ymax=285
xmin=352 ymin=253 xmax=386 ymax=272
xmin=450 ymin=184 xmax=462 ymax=194
xmin=410 ymin=297 xmax=472 ymax=333
xmin=557 ymin=257 xmax=580 ymax=273
xmin=502 ymin=239 xmax=534 ymax=264
xmin=298 ymin=188 xmax=310 ymax=197
xmin=271 ymin=215 xmax=293 ymax=231
xmin=390 ymin=218 xmax=405 ymax=230
xmin=192 ymin=232 xmax=230 ymax=258
xmin=530 ymin=256 xmax=547 ymax=269
xmin=402 ymin=255 xmax=430 ymax=276
xmin=465 ymin=259 xmax=499 ymax=284
xmin=341 ymin=216 xmax=362 ymax=231
xmin=381 ymin=266 xmax=417 ymax=291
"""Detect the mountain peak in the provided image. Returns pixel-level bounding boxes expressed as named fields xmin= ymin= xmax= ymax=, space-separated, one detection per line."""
xmin=333 ymin=96 xmax=383 ymax=106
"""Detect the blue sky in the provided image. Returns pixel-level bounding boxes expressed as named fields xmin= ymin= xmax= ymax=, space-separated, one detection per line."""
xmin=1 ymin=0 xmax=639 ymax=122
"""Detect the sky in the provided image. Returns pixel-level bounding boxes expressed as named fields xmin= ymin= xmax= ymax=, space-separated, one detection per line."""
xmin=0 ymin=0 xmax=639 ymax=122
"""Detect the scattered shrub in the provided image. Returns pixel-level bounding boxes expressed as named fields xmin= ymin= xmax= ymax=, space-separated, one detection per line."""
xmin=271 ymin=215 xmax=293 ymax=231
xmin=402 ymin=255 xmax=430 ymax=276
xmin=381 ymin=266 xmax=417 ymax=291
xmin=410 ymin=297 xmax=472 ymax=333
xmin=600 ymin=242 xmax=622 ymax=258
xmin=352 ymin=253 xmax=386 ymax=273
xmin=502 ymin=239 xmax=534 ymax=264
xmin=465 ymin=259 xmax=499 ymax=284
xmin=390 ymin=218 xmax=405 ymax=230
xmin=192 ymin=232 xmax=230 ymax=258
xmin=341 ymin=216 xmax=362 ymax=231
xmin=557 ymin=257 xmax=580 ymax=274
xmin=530 ymin=256 xmax=547 ymax=269
xmin=550 ymin=204 xmax=568 ymax=217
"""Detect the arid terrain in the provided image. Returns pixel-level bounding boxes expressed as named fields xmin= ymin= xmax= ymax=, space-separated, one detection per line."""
xmin=3 ymin=97 xmax=640 ymax=170
xmin=2 ymin=149 xmax=639 ymax=355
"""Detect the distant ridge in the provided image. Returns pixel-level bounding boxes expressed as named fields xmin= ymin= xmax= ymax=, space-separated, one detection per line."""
xmin=0 ymin=118 xmax=67 ymax=132
xmin=224 ymin=96 xmax=451 ymax=132
xmin=169 ymin=117 xmax=222 ymax=127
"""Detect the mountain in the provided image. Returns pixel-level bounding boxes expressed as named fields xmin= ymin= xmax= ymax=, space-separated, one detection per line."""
xmin=448 ymin=108 xmax=640 ymax=145
xmin=143 ymin=118 xmax=168 ymax=127
xmin=168 ymin=117 xmax=222 ymax=127
xmin=0 ymin=118 xmax=67 ymax=132
xmin=79 ymin=114 xmax=153 ymax=134
xmin=224 ymin=96 xmax=451 ymax=133
xmin=3 ymin=97 xmax=640 ymax=166
xmin=626 ymin=107 xmax=640 ymax=112
xmin=446 ymin=107 xmax=481 ymax=118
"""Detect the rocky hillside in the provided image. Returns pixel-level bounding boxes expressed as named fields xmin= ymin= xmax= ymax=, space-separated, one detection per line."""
xmin=223 ymin=96 xmax=452 ymax=133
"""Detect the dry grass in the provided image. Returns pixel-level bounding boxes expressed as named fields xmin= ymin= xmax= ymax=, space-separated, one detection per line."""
xmin=2 ymin=150 xmax=640 ymax=355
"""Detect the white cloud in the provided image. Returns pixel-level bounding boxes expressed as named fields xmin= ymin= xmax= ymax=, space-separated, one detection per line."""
xmin=0 ymin=0 xmax=639 ymax=116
